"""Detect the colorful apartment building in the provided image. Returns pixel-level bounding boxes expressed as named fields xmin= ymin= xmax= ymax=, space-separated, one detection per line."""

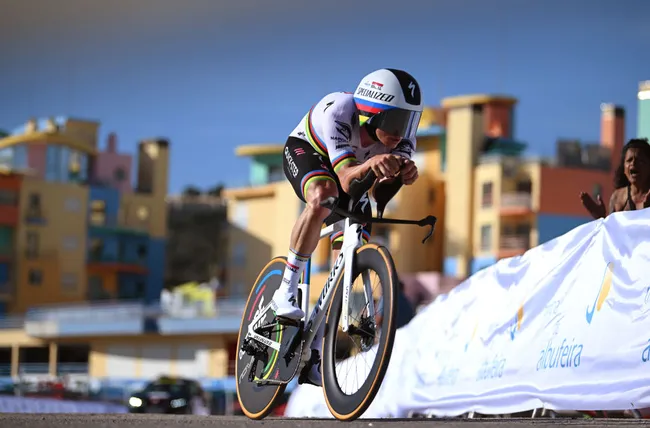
xmin=0 ymin=117 xmax=169 ymax=315
xmin=224 ymin=84 xmax=639 ymax=293
xmin=0 ymin=118 xmax=244 ymax=392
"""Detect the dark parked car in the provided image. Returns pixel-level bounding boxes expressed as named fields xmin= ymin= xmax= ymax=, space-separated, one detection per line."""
xmin=127 ymin=376 xmax=209 ymax=415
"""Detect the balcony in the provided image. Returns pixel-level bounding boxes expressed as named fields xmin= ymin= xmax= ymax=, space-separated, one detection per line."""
xmin=22 ymin=296 xmax=247 ymax=338
xmin=57 ymin=362 xmax=89 ymax=375
xmin=499 ymin=234 xmax=530 ymax=259
xmin=24 ymin=250 xmax=57 ymax=261
xmin=24 ymin=208 xmax=47 ymax=225
xmin=88 ymin=216 xmax=149 ymax=237
xmin=18 ymin=362 xmax=49 ymax=375
xmin=87 ymin=253 xmax=148 ymax=274
xmin=24 ymin=300 xmax=152 ymax=338
xmin=500 ymin=192 xmax=533 ymax=216
xmin=0 ymin=315 xmax=25 ymax=329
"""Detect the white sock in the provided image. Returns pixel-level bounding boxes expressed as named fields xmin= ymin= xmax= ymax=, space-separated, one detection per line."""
xmin=279 ymin=248 xmax=310 ymax=296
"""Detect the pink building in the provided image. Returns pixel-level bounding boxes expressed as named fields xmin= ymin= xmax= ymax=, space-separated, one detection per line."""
xmin=93 ymin=133 xmax=133 ymax=193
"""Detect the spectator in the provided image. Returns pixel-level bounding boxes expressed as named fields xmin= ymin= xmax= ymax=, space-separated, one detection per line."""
xmin=580 ymin=138 xmax=650 ymax=219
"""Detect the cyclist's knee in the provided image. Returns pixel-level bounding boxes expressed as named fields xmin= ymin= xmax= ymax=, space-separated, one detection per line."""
xmin=305 ymin=179 xmax=338 ymax=219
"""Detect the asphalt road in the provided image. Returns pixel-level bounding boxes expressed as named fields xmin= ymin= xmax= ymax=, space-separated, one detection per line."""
xmin=1 ymin=415 xmax=650 ymax=428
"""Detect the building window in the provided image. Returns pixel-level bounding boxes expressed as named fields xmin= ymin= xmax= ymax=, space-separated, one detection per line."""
xmin=62 ymin=236 xmax=78 ymax=251
xmin=90 ymin=200 xmax=106 ymax=226
xmin=28 ymin=193 xmax=41 ymax=210
xmin=88 ymin=275 xmax=109 ymax=300
xmin=268 ymin=165 xmax=284 ymax=183
xmin=136 ymin=244 xmax=148 ymax=261
xmin=89 ymin=238 xmax=104 ymax=261
xmin=480 ymin=225 xmax=492 ymax=251
xmin=114 ymin=167 xmax=126 ymax=182
xmin=428 ymin=188 xmax=436 ymax=204
xmin=28 ymin=269 xmax=42 ymax=286
xmin=233 ymin=204 xmax=248 ymax=229
xmin=61 ymin=273 xmax=78 ymax=293
xmin=64 ymin=197 xmax=80 ymax=212
xmin=516 ymin=180 xmax=532 ymax=193
xmin=26 ymin=231 xmax=39 ymax=258
xmin=481 ymin=182 xmax=493 ymax=208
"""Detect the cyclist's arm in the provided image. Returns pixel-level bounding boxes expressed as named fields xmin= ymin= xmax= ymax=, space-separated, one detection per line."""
xmin=370 ymin=137 xmax=418 ymax=211
xmin=316 ymin=100 xmax=375 ymax=194
xmin=337 ymin=161 xmax=376 ymax=194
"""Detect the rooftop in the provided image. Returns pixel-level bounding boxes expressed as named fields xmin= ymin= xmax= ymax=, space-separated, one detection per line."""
xmin=441 ymin=94 xmax=518 ymax=109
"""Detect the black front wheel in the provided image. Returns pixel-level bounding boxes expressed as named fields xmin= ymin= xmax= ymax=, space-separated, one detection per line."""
xmin=321 ymin=243 xmax=398 ymax=421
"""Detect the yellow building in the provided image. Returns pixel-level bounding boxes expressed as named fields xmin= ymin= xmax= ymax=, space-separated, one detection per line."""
xmin=225 ymin=91 xmax=624 ymax=294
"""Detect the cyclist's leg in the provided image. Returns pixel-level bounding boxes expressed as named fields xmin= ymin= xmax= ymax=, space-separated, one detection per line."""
xmin=273 ymin=137 xmax=339 ymax=321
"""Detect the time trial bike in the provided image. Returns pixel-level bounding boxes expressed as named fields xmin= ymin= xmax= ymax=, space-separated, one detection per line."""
xmin=234 ymin=170 xmax=437 ymax=421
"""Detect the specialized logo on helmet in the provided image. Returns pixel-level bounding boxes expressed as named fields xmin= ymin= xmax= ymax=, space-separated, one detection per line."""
xmin=408 ymin=81 xmax=416 ymax=98
xmin=355 ymin=87 xmax=395 ymax=103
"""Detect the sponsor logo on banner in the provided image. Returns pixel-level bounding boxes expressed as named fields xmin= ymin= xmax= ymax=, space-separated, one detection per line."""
xmin=476 ymin=354 xmax=507 ymax=381
xmin=533 ymin=262 xmax=614 ymax=372
xmin=585 ymin=261 xmax=613 ymax=324
xmin=509 ymin=302 xmax=524 ymax=341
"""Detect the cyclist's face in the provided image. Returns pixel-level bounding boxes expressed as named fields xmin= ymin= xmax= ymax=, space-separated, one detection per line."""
xmin=376 ymin=128 xmax=401 ymax=149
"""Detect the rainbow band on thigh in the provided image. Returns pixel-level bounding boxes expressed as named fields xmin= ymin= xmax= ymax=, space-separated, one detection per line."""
xmin=301 ymin=169 xmax=336 ymax=199
xmin=330 ymin=229 xmax=370 ymax=246
xmin=303 ymin=109 xmax=328 ymax=157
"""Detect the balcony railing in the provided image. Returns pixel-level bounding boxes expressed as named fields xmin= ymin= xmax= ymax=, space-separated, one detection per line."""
xmin=23 ymin=296 xmax=247 ymax=323
xmin=87 ymin=253 xmax=147 ymax=265
xmin=24 ymin=208 xmax=47 ymax=224
xmin=57 ymin=362 xmax=89 ymax=375
xmin=23 ymin=250 xmax=58 ymax=260
xmin=0 ymin=316 xmax=26 ymax=329
xmin=0 ymin=364 xmax=11 ymax=376
xmin=88 ymin=215 xmax=149 ymax=234
xmin=25 ymin=299 xmax=154 ymax=323
xmin=501 ymin=192 xmax=532 ymax=209
xmin=18 ymin=363 xmax=49 ymax=374
xmin=500 ymin=234 xmax=530 ymax=250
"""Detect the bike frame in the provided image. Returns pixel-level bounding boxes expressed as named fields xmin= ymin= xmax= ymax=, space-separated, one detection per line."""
xmin=245 ymin=215 xmax=372 ymax=363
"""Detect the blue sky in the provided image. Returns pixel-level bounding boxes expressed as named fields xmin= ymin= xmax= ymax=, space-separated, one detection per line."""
xmin=1 ymin=0 xmax=648 ymax=194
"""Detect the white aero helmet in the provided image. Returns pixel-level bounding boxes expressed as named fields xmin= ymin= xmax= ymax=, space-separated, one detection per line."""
xmin=353 ymin=68 xmax=423 ymax=139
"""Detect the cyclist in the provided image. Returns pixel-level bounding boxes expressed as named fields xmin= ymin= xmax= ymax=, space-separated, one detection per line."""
xmin=272 ymin=68 xmax=423 ymax=387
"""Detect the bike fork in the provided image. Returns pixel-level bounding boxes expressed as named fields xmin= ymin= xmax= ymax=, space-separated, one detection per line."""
xmin=297 ymin=257 xmax=311 ymax=363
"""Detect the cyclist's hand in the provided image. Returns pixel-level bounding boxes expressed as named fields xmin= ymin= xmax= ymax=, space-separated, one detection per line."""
xmin=400 ymin=159 xmax=418 ymax=185
xmin=368 ymin=154 xmax=403 ymax=179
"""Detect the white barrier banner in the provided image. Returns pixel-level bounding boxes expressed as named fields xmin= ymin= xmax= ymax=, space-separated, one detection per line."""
xmin=285 ymin=208 xmax=650 ymax=418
